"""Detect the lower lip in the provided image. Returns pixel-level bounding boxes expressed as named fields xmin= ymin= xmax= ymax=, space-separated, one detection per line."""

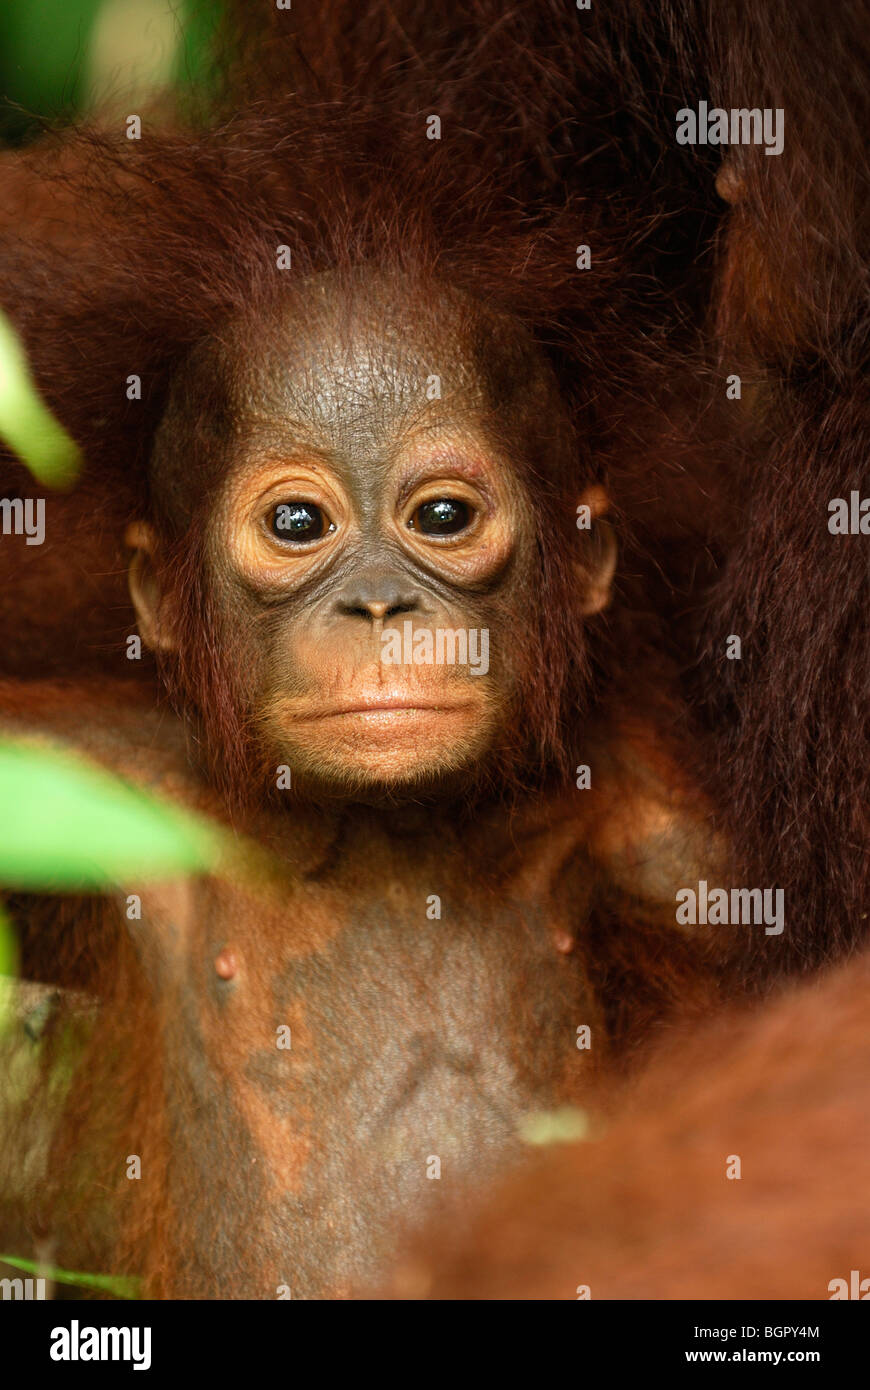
xmin=287 ymin=703 xmax=474 ymax=728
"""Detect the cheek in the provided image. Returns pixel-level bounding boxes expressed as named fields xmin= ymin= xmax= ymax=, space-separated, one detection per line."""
xmin=203 ymin=566 xmax=276 ymax=704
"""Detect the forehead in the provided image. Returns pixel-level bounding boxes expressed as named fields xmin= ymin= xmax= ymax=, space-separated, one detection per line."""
xmin=226 ymin=270 xmax=541 ymax=442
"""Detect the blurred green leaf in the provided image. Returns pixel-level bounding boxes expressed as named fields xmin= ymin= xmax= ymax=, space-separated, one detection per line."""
xmin=0 ymin=311 xmax=81 ymax=487
xmin=175 ymin=0 xmax=225 ymax=91
xmin=0 ymin=906 xmax=19 ymax=1032
xmin=0 ymin=1252 xmax=139 ymax=1299
xmin=0 ymin=737 xmax=223 ymax=889
xmin=0 ymin=0 xmax=101 ymax=141
xmin=0 ymin=905 xmax=17 ymax=978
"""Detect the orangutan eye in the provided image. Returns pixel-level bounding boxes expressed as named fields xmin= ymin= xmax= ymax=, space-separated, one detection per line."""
xmin=410 ymin=498 xmax=474 ymax=536
xmin=270 ymin=502 xmax=332 ymax=543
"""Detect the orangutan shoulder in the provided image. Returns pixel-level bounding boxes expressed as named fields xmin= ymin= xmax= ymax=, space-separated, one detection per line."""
xmin=0 ymin=677 xmax=205 ymax=807
xmin=585 ymin=725 xmax=727 ymax=913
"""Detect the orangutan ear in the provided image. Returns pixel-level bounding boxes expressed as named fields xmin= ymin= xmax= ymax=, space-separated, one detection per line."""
xmin=125 ymin=521 xmax=177 ymax=652
xmin=574 ymin=485 xmax=617 ymax=616
xmin=714 ymin=153 xmax=808 ymax=358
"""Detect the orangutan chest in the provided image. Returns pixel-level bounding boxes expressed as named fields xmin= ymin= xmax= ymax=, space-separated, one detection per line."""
xmin=161 ymin=872 xmax=596 ymax=1296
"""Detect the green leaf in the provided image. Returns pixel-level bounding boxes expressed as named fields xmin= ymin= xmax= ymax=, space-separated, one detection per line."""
xmin=0 ymin=906 xmax=19 ymax=1032
xmin=0 ymin=905 xmax=17 ymax=977
xmin=0 ymin=310 xmax=81 ymax=487
xmin=0 ymin=737 xmax=224 ymax=889
xmin=0 ymin=1252 xmax=139 ymax=1299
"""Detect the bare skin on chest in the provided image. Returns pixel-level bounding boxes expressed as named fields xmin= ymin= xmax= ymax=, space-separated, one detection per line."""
xmin=138 ymin=797 xmax=598 ymax=1297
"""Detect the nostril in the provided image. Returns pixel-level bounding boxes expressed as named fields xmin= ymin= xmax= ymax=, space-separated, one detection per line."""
xmin=339 ymin=598 xmax=420 ymax=621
